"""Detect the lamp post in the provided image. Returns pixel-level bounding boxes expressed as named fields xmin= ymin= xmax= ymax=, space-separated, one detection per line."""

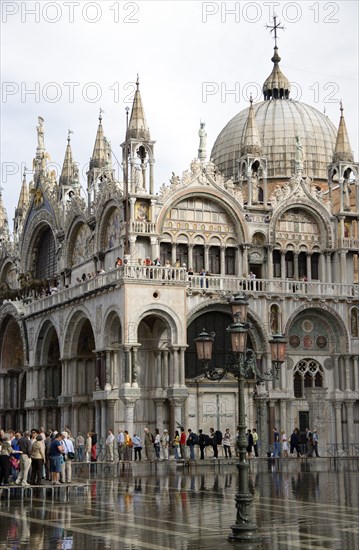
xmin=194 ymin=294 xmax=287 ymax=544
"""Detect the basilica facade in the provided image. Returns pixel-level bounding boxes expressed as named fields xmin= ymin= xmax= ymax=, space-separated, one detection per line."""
xmin=0 ymin=42 xmax=358 ymax=455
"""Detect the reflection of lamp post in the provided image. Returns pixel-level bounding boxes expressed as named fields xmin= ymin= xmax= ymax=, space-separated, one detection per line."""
xmin=195 ymin=294 xmax=287 ymax=543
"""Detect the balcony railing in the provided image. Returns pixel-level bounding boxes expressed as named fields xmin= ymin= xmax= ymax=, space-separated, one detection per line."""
xmin=24 ymin=267 xmax=358 ymax=315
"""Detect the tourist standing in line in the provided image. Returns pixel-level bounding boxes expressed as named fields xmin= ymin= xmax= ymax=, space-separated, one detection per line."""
xmin=154 ymin=429 xmax=161 ymax=460
xmin=281 ymin=430 xmax=289 ymax=458
xmin=223 ymin=428 xmax=232 ymax=458
xmin=180 ymin=427 xmax=187 ymax=460
xmin=30 ymin=434 xmax=45 ymax=485
xmin=273 ymin=428 xmax=281 ymax=458
xmin=252 ymin=428 xmax=259 ymax=457
xmin=290 ymin=428 xmax=301 ymax=457
xmin=313 ymin=430 xmax=320 ymax=457
xmin=173 ymin=430 xmax=180 ymax=460
xmin=15 ymin=431 xmax=32 ymax=486
xmin=85 ymin=432 xmax=92 ymax=462
xmin=117 ymin=429 xmax=125 ymax=461
xmin=161 ymin=429 xmax=170 ymax=460
xmin=132 ymin=434 xmax=142 ymax=461
xmin=76 ymin=433 xmax=84 ymax=461
xmin=105 ymin=429 xmax=115 ymax=461
xmin=144 ymin=428 xmax=155 ymax=461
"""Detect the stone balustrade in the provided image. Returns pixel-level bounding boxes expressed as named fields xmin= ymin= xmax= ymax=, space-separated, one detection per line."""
xmin=23 ymin=267 xmax=358 ymax=315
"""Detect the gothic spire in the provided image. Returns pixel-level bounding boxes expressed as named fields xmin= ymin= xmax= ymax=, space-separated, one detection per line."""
xmin=59 ymin=131 xmax=79 ymax=187
xmin=17 ymin=169 xmax=29 ymax=211
xmin=126 ymin=75 xmax=150 ymax=140
xmin=332 ymin=101 xmax=354 ymax=163
xmin=0 ymin=186 xmax=10 ymax=241
xmin=90 ymin=109 xmax=108 ymax=169
xmin=241 ymin=96 xmax=262 ymax=156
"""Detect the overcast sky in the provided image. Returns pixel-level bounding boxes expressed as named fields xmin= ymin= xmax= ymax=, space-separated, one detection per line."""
xmin=1 ymin=0 xmax=358 ymax=228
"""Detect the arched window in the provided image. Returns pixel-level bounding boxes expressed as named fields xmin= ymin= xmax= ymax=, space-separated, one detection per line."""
xmin=293 ymin=359 xmax=323 ymax=398
xmin=351 ymin=308 xmax=359 ymax=337
xmin=35 ymin=227 xmax=56 ymax=280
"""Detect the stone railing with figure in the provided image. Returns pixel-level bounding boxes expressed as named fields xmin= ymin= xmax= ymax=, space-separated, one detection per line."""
xmin=25 ymin=269 xmax=358 ymax=315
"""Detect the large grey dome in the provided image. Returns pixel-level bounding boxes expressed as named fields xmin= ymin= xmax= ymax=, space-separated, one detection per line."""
xmin=211 ymin=99 xmax=337 ymax=181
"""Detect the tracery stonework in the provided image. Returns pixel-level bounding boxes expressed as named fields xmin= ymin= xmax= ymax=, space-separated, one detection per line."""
xmin=277 ymin=210 xmax=320 ymax=245
xmin=71 ymin=224 xmax=93 ymax=266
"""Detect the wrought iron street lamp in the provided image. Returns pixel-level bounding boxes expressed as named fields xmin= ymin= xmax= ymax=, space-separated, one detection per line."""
xmin=194 ymin=294 xmax=287 ymax=543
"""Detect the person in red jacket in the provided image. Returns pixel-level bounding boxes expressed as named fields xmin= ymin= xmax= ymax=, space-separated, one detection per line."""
xmin=179 ymin=427 xmax=187 ymax=459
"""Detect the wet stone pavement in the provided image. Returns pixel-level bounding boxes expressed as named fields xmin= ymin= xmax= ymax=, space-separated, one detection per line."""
xmin=0 ymin=458 xmax=358 ymax=550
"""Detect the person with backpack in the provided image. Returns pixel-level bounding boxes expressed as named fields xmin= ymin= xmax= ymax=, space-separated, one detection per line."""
xmin=198 ymin=429 xmax=207 ymax=460
xmin=186 ymin=429 xmax=198 ymax=460
xmin=209 ymin=428 xmax=218 ymax=459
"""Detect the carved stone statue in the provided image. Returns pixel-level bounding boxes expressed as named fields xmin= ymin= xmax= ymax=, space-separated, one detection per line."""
xmin=198 ymin=122 xmax=207 ymax=161
xmin=37 ymin=116 xmax=45 ymax=149
xmin=343 ymin=177 xmax=351 ymax=211
xmin=251 ymin=171 xmax=259 ymax=202
xmin=295 ymin=135 xmax=304 ymax=172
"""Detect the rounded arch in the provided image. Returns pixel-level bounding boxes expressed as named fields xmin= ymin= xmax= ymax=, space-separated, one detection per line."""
xmin=96 ymin=201 xmax=122 ymax=252
xmin=269 ymin=201 xmax=334 ymax=249
xmin=285 ymin=305 xmax=350 ymax=354
xmin=103 ymin=308 xmax=123 ymax=348
xmin=156 ymin=187 xmax=250 ymax=244
xmin=62 ymin=308 xmax=97 ymax=358
xmin=0 ymin=314 xmax=24 ymax=371
xmin=129 ymin=303 xmax=183 ymax=346
xmin=20 ymin=210 xmax=58 ymax=275
xmin=34 ymin=318 xmax=60 ymax=365
xmin=0 ymin=303 xmax=28 ymax=367
xmin=66 ymin=219 xmax=93 ymax=268
xmin=0 ymin=259 xmax=17 ymax=288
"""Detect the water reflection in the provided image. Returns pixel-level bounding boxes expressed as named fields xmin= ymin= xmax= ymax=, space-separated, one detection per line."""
xmin=0 ymin=464 xmax=358 ymax=549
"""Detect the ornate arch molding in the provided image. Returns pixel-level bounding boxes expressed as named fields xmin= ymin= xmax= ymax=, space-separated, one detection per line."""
xmin=94 ymin=192 xmax=123 ymax=252
xmin=34 ymin=317 xmax=60 ymax=365
xmin=62 ymin=307 xmax=95 ymax=358
xmin=0 ymin=258 xmax=17 ymax=285
xmin=187 ymin=300 xmax=269 ymax=353
xmin=284 ymin=304 xmax=349 ymax=353
xmin=156 ymin=187 xmax=249 ymax=244
xmin=20 ymin=211 xmax=58 ymax=273
xmin=131 ymin=304 xmax=184 ymax=346
xmin=64 ymin=215 xmax=89 ymax=267
xmin=0 ymin=303 xmax=28 ymax=367
xmin=268 ymin=199 xmax=334 ymax=249
xmin=102 ymin=307 xmax=123 ymax=348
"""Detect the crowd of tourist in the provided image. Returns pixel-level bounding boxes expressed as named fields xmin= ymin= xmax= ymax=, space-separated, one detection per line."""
xmin=0 ymin=424 xmax=320 ymax=485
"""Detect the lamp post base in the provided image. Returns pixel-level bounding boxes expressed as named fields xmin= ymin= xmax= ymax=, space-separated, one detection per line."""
xmin=228 ymin=523 xmax=261 ymax=544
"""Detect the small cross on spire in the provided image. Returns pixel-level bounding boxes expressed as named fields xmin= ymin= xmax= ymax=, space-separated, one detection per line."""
xmin=266 ymin=15 xmax=285 ymax=48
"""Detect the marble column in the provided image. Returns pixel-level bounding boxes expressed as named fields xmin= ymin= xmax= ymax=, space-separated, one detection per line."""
xmin=353 ymin=356 xmax=359 ymax=391
xmin=73 ymin=405 xmax=79 ymax=436
xmin=268 ymin=400 xmax=276 ymax=446
xmin=204 ymin=245 xmax=210 ymax=272
xmin=179 ymin=347 xmax=186 ymax=387
xmin=131 ymin=346 xmax=139 ymax=387
xmin=334 ymin=402 xmax=342 ymax=448
xmin=340 ymin=251 xmax=347 ymax=282
xmin=344 ymin=356 xmax=351 ymax=391
xmin=306 ymin=253 xmax=312 ymax=281
xmin=171 ymin=347 xmax=180 ymax=387
xmin=105 ymin=351 xmax=112 ymax=391
xmin=101 ymin=400 xmax=107 ymax=439
xmin=294 ymin=252 xmax=299 ymax=280
xmin=162 ymin=350 xmax=169 ymax=389
xmin=255 ymin=397 xmax=268 ymax=457
xmin=267 ymin=246 xmax=273 ymax=279
xmin=123 ymin=397 xmax=137 ymax=436
xmin=154 ymin=399 xmax=165 ymax=432
xmin=220 ymin=247 xmax=226 ymax=276
xmin=107 ymin=400 xmax=116 ymax=431
xmin=171 ymin=398 xmax=184 ymax=431
xmin=281 ymin=251 xmax=286 ymax=279
xmin=188 ymin=245 xmax=193 ymax=269
xmin=95 ymin=401 xmax=101 ymax=442
xmin=346 ymin=401 xmax=355 ymax=448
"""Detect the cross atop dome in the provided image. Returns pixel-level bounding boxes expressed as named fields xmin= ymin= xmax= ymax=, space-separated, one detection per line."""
xmin=266 ymin=15 xmax=285 ymax=49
